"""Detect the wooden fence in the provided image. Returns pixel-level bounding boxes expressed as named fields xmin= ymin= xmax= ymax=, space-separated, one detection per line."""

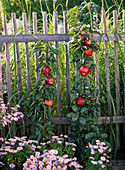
xmin=0 ymin=10 xmax=125 ymax=149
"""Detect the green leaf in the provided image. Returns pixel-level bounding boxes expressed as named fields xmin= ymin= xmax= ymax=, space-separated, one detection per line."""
xmin=68 ymin=132 xmax=76 ymax=138
xmin=72 ymin=105 xmax=78 ymax=112
xmin=85 ymin=116 xmax=93 ymax=123
xmin=81 ymin=107 xmax=88 ymax=113
xmin=94 ymin=89 xmax=99 ymax=96
xmin=85 ymin=132 xmax=96 ymax=140
xmin=100 ymin=133 xmax=108 ymax=139
xmin=90 ymin=125 xmax=99 ymax=134
xmin=72 ymin=114 xmax=79 ymax=121
xmin=72 ymin=94 xmax=78 ymax=100
xmin=67 ymin=112 xmax=75 ymax=117
xmin=79 ymin=117 xmax=86 ymax=125
xmin=99 ymin=98 xmax=106 ymax=104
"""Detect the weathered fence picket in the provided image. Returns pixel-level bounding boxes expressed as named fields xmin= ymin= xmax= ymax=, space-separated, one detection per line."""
xmin=53 ymin=11 xmax=62 ymax=133
xmin=123 ymin=10 xmax=125 ymax=146
xmin=33 ymin=12 xmax=40 ymax=82
xmin=11 ymin=13 xmax=23 ymax=105
xmin=94 ymin=13 xmax=100 ymax=117
xmin=102 ymin=10 xmax=113 ymax=147
xmin=3 ymin=14 xmax=12 ymax=106
xmin=113 ymin=10 xmax=120 ymax=149
xmin=22 ymin=12 xmax=32 ymax=93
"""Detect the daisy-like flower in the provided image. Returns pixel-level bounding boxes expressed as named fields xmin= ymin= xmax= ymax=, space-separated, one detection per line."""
xmin=72 ymin=148 xmax=76 ymax=151
xmin=23 ymin=163 xmax=27 ymax=167
xmin=52 ymin=136 xmax=58 ymax=139
xmin=106 ymin=159 xmax=109 ymax=162
xmin=98 ymin=160 xmax=103 ymax=164
xmin=9 ymin=164 xmax=15 ymax=168
xmin=19 ymin=142 xmax=25 ymax=146
xmin=98 ymin=148 xmax=104 ymax=154
xmin=91 ymin=161 xmax=98 ymax=165
xmin=88 ymin=142 xmax=93 ymax=148
xmin=89 ymin=157 xmax=94 ymax=160
xmin=101 ymin=164 xmax=105 ymax=168
xmin=17 ymin=146 xmax=23 ymax=151
xmin=93 ymin=145 xmax=98 ymax=149
xmin=91 ymin=149 xmax=95 ymax=155
xmin=108 ymin=148 xmax=112 ymax=152
xmin=64 ymin=135 xmax=68 ymax=138
xmin=58 ymin=141 xmax=62 ymax=144
xmin=46 ymin=165 xmax=51 ymax=169
xmin=100 ymin=142 xmax=105 ymax=146
xmin=100 ymin=156 xmax=106 ymax=161
xmin=103 ymin=146 xmax=109 ymax=150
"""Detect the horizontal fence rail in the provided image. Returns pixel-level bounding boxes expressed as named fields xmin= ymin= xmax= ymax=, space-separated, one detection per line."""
xmin=0 ymin=34 xmax=70 ymax=43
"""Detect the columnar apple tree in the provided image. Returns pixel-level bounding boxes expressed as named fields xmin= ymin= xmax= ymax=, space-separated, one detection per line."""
xmin=24 ymin=41 xmax=58 ymax=141
xmin=67 ymin=2 xmax=109 ymax=159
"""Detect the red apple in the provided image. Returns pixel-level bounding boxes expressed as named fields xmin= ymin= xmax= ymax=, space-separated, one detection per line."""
xmin=79 ymin=66 xmax=89 ymax=76
xmin=82 ymin=35 xmax=86 ymax=40
xmin=44 ymin=99 xmax=53 ymax=107
xmin=85 ymin=49 xmax=93 ymax=56
xmin=76 ymin=97 xmax=85 ymax=106
xmin=84 ymin=39 xmax=91 ymax=46
xmin=43 ymin=66 xmax=50 ymax=74
xmin=45 ymin=77 xmax=54 ymax=85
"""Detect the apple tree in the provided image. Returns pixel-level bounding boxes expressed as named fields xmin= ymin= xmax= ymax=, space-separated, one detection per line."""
xmin=67 ymin=2 xmax=109 ymax=159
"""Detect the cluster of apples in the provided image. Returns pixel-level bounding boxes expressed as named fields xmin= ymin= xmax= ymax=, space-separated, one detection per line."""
xmin=76 ymin=35 xmax=93 ymax=106
xmin=43 ymin=66 xmax=54 ymax=107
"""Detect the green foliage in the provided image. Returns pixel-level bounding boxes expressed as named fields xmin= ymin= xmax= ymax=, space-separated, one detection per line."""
xmin=67 ymin=2 xmax=111 ymax=160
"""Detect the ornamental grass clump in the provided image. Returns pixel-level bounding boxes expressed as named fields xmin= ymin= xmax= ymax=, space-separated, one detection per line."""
xmin=85 ymin=139 xmax=111 ymax=170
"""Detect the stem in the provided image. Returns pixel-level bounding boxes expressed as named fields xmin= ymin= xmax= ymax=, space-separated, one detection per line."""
xmin=6 ymin=122 xmax=12 ymax=139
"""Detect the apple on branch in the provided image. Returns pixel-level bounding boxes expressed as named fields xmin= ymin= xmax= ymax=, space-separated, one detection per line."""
xmin=44 ymin=99 xmax=53 ymax=107
xmin=43 ymin=66 xmax=50 ymax=75
xmin=45 ymin=77 xmax=54 ymax=85
xmin=79 ymin=66 xmax=89 ymax=76
xmin=76 ymin=97 xmax=85 ymax=106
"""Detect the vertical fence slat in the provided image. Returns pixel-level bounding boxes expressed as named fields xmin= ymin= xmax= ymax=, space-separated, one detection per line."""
xmin=63 ymin=11 xmax=70 ymax=113
xmin=43 ymin=12 xmax=48 ymax=34
xmin=123 ymin=10 xmax=125 ymax=145
xmin=102 ymin=10 xmax=113 ymax=147
xmin=3 ymin=13 xmax=12 ymax=137
xmin=11 ymin=13 xmax=23 ymax=104
xmin=63 ymin=11 xmax=71 ymax=137
xmin=113 ymin=10 xmax=120 ymax=149
xmin=22 ymin=12 xmax=32 ymax=93
xmin=103 ymin=10 xmax=112 ymax=117
xmin=0 ymin=12 xmax=3 ymax=97
xmin=33 ymin=12 xmax=40 ymax=82
xmin=94 ymin=13 xmax=101 ymax=117
xmin=3 ymin=14 xmax=12 ymax=106
xmin=53 ymin=11 xmax=62 ymax=133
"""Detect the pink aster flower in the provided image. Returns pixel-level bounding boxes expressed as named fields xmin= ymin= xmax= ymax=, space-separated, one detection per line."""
xmin=9 ymin=164 xmax=15 ymax=168
xmin=91 ymin=161 xmax=98 ymax=165
xmin=100 ymin=156 xmax=106 ymax=161
xmin=101 ymin=164 xmax=105 ymax=168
